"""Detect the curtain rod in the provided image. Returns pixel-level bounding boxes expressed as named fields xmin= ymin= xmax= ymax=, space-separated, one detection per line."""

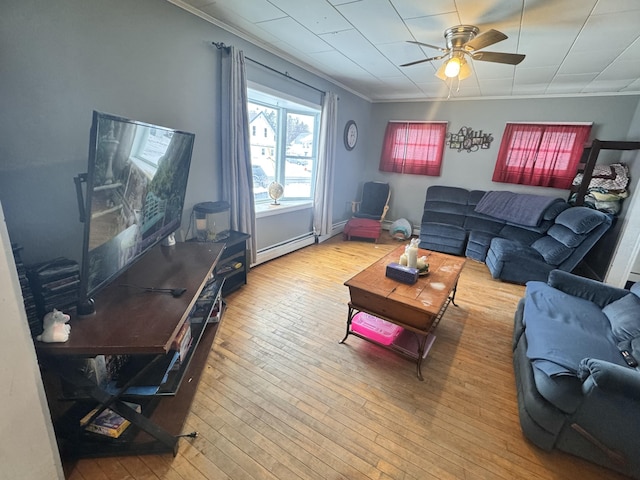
xmin=212 ymin=41 xmax=325 ymax=95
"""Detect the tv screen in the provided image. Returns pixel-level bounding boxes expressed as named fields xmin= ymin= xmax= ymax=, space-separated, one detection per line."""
xmin=77 ymin=111 xmax=194 ymax=314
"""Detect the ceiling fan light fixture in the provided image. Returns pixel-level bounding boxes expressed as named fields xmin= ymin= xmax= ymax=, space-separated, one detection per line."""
xmin=458 ymin=61 xmax=472 ymax=80
xmin=444 ymin=57 xmax=461 ymax=78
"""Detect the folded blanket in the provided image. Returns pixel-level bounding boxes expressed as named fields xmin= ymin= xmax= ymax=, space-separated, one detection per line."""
xmin=474 ymin=191 xmax=563 ymax=227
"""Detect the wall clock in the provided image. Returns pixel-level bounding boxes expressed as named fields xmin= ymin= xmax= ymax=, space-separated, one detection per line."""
xmin=344 ymin=120 xmax=358 ymax=151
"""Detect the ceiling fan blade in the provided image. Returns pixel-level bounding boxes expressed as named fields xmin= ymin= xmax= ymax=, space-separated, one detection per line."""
xmin=464 ymin=29 xmax=507 ymax=51
xmin=471 ymin=51 xmax=525 ymax=65
xmin=407 ymin=40 xmax=448 ymax=53
xmin=400 ymin=54 xmax=446 ymax=67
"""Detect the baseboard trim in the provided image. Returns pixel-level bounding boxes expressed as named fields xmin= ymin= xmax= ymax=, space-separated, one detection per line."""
xmin=316 ymin=221 xmax=347 ymax=243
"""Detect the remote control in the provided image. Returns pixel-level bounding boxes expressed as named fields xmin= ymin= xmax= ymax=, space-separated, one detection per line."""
xmin=621 ymin=350 xmax=638 ymax=367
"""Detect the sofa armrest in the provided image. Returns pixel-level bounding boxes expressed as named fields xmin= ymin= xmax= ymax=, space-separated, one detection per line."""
xmin=547 ymin=270 xmax=629 ymax=308
xmin=578 ymin=358 xmax=640 ymax=399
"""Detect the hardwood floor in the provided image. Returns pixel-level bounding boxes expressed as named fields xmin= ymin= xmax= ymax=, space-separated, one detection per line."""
xmin=65 ymin=233 xmax=626 ymax=480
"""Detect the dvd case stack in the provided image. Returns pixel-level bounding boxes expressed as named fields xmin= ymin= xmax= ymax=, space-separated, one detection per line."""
xmin=11 ymin=244 xmax=40 ymax=337
xmin=27 ymin=257 xmax=80 ymax=320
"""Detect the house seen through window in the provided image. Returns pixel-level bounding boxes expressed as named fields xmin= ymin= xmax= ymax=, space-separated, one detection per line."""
xmin=248 ymin=88 xmax=320 ymax=203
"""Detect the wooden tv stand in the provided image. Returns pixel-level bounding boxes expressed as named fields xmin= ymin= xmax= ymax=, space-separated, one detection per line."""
xmin=36 ymin=241 xmax=225 ymax=458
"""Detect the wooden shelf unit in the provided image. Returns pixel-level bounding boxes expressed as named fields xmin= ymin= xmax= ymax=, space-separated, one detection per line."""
xmin=216 ymin=231 xmax=250 ymax=295
xmin=36 ymin=241 xmax=225 ymax=458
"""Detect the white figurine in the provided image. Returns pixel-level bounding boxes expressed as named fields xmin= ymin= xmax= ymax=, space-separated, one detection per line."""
xmin=36 ymin=308 xmax=71 ymax=343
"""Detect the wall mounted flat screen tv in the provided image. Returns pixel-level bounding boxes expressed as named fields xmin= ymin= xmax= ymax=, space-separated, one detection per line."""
xmin=76 ymin=111 xmax=195 ymax=314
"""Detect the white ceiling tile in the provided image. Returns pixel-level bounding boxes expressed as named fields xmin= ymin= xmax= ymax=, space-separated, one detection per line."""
xmin=267 ymin=0 xmax=352 ymax=35
xmin=596 ymin=59 xmax=640 ymax=81
xmin=511 ymin=84 xmax=548 ymax=95
xmin=521 ymin=0 xmax=596 ymax=30
xmin=618 ymin=39 xmax=640 ymax=61
xmin=623 ymin=78 xmax=640 ymax=91
xmin=416 ymin=81 xmax=455 ymax=99
xmin=404 ymin=12 xmax=460 ymax=45
xmin=307 ymin=50 xmax=371 ymax=76
xmin=198 ymin=0 xmax=285 ymax=24
xmin=582 ymin=79 xmax=636 ymax=93
xmin=478 ymin=77 xmax=514 ymax=96
xmin=182 ymin=0 xmax=215 ymax=8
xmin=390 ymin=0 xmax=457 ymax=20
xmin=257 ymin=17 xmax=333 ymax=54
xmin=592 ymin=0 xmax=640 ymax=15
xmin=514 ymin=67 xmax=557 ymax=85
xmin=546 ymin=73 xmax=598 ymax=94
xmin=571 ymin=11 xmax=640 ymax=53
xmin=558 ymin=50 xmax=618 ymax=75
xmin=376 ymin=41 xmax=438 ymax=69
xmin=319 ymin=30 xmax=400 ymax=76
xmin=335 ymin=0 xmax=412 ymax=44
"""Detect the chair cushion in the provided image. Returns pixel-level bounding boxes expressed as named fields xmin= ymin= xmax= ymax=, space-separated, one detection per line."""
xmin=543 ymin=201 xmax=570 ymax=220
xmin=602 ymin=293 xmax=640 ymax=342
xmin=531 ymin=237 xmax=573 ymax=265
xmin=359 ymin=182 xmax=389 ymax=217
xmin=547 ymin=224 xmax=588 ymax=248
xmin=555 ymin=207 xmax=606 ymax=234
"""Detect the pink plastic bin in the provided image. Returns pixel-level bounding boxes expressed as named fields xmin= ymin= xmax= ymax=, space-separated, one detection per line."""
xmin=351 ymin=312 xmax=403 ymax=345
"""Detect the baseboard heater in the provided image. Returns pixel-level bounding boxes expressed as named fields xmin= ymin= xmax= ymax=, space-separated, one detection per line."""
xmin=254 ymin=222 xmax=348 ymax=267
xmin=254 ymin=233 xmax=315 ymax=266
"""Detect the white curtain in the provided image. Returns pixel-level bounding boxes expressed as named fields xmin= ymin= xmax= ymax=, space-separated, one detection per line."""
xmin=220 ymin=46 xmax=257 ymax=263
xmin=313 ymin=92 xmax=338 ymax=237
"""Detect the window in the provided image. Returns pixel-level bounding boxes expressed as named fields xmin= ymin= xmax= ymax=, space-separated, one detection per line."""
xmin=379 ymin=121 xmax=447 ymax=176
xmin=492 ymin=123 xmax=592 ymax=188
xmin=248 ymin=88 xmax=320 ymax=202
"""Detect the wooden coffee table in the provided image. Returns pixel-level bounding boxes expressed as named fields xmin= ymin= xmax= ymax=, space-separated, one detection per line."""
xmin=341 ymin=245 xmax=466 ymax=380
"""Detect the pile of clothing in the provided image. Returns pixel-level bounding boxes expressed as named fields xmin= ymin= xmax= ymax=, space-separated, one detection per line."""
xmin=570 ymin=162 xmax=629 ymax=215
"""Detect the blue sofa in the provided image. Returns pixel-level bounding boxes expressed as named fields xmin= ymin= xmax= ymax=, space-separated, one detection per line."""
xmin=418 ymin=185 xmax=612 ymax=284
xmin=514 ymin=270 xmax=640 ymax=478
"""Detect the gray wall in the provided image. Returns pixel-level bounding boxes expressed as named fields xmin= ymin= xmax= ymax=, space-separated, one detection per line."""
xmin=0 ymin=0 xmax=370 ymax=266
xmin=367 ymin=95 xmax=640 ymax=229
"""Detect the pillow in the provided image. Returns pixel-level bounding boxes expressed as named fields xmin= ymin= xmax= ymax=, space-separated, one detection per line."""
xmin=543 ymin=201 xmax=570 ymax=221
xmin=547 ymin=224 xmax=587 ymax=248
xmin=555 ymin=207 xmax=606 ymax=234
xmin=531 ymin=236 xmax=573 ymax=265
xmin=602 ymin=293 xmax=640 ymax=342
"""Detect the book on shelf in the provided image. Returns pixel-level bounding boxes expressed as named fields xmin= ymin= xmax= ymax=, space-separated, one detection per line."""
xmin=171 ymin=320 xmax=193 ymax=363
xmin=80 ymin=401 xmax=141 ymax=438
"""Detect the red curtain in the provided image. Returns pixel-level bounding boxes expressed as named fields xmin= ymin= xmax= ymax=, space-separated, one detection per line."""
xmin=492 ymin=123 xmax=591 ymax=188
xmin=379 ymin=122 xmax=447 ymax=176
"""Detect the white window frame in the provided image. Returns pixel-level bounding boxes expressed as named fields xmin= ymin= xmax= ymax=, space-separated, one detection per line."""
xmin=247 ymin=85 xmax=320 ymax=204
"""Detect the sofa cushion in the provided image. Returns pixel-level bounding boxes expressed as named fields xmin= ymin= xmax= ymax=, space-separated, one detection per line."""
xmin=547 ymin=224 xmax=588 ymax=248
xmin=555 ymin=207 xmax=606 ymax=234
xmin=425 ymin=185 xmax=470 ymax=203
xmin=602 ymin=293 xmax=640 ymax=342
xmin=543 ymin=201 xmax=570 ymax=220
xmin=463 ymin=214 xmax=504 ymax=234
xmin=524 ymin=281 xmax=624 ymax=377
xmin=499 ymin=224 xmax=545 ymax=245
xmin=531 ymin=237 xmax=573 ymax=265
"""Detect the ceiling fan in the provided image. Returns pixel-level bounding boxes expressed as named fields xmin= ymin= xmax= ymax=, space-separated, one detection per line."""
xmin=401 ymin=25 xmax=525 ymax=80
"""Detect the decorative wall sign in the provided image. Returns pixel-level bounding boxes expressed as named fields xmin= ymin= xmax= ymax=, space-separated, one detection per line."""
xmin=446 ymin=126 xmax=493 ymax=152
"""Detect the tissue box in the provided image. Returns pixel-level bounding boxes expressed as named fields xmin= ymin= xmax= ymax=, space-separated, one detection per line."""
xmin=385 ymin=262 xmax=418 ymax=285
